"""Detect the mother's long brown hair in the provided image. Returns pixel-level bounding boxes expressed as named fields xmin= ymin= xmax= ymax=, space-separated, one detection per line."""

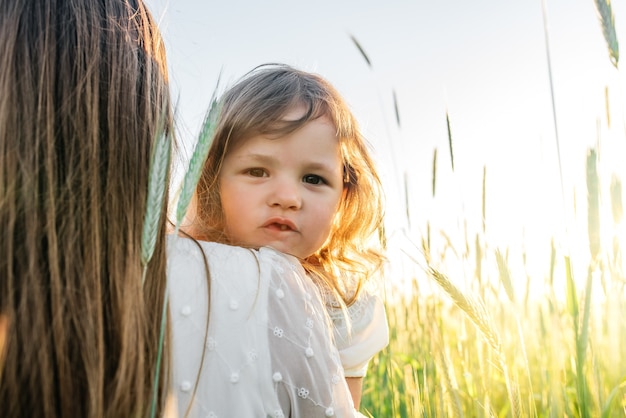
xmin=0 ymin=1 xmax=172 ymax=416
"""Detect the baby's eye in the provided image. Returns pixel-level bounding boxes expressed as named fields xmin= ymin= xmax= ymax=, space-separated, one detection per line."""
xmin=247 ymin=168 xmax=267 ymax=177
xmin=303 ymin=174 xmax=325 ymax=185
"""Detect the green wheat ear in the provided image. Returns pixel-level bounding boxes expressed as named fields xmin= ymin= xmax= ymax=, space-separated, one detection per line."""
xmin=594 ymin=0 xmax=619 ymax=68
xmin=141 ymin=122 xmax=171 ymax=285
xmin=431 ymin=148 xmax=437 ymax=198
xmin=174 ymin=88 xmax=222 ymax=231
xmin=586 ymin=148 xmax=600 ymax=262
xmin=610 ymin=174 xmax=623 ymax=224
xmin=150 ymin=93 xmax=222 ymax=418
xmin=349 ymin=34 xmax=372 ymax=68
xmin=495 ymin=249 xmax=516 ymax=305
xmin=445 ymin=110 xmax=455 ymax=171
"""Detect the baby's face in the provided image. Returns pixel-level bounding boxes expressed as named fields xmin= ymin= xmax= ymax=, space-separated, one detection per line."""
xmin=218 ymin=108 xmax=344 ymax=259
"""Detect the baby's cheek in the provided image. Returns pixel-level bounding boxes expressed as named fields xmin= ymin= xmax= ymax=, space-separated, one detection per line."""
xmin=316 ymin=214 xmax=338 ymax=245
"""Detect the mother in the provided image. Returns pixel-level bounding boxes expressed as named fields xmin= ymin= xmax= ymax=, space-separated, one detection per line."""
xmin=0 ymin=1 xmax=359 ymax=417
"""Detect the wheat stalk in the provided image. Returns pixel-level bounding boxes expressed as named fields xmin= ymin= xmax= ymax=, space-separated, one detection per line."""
xmin=427 ymin=267 xmax=523 ymax=417
xmin=174 ymin=89 xmax=221 ymax=231
xmin=143 ymin=122 xmax=172 ymax=416
xmin=541 ymin=0 xmax=567 ymax=226
xmin=141 ymin=125 xmax=171 ymax=285
xmin=573 ymin=266 xmax=595 ymax=418
xmin=437 ymin=344 xmax=464 ymax=418
xmin=150 ymin=88 xmax=220 ymax=418
xmin=593 ymin=0 xmax=619 ymax=68
xmin=149 ymin=290 xmax=169 ymax=418
xmin=404 ymin=364 xmax=423 ymax=416
xmin=432 ymin=148 xmax=438 ymax=198
xmin=428 ymin=267 xmax=500 ymax=353
xmin=601 ymin=377 xmax=626 ymax=417
xmin=401 ymin=171 xmax=411 ymax=230
xmin=495 ymin=249 xmax=516 ymax=305
xmin=349 ymin=34 xmax=372 ymax=68
xmin=445 ymin=110 xmax=455 ymax=171
xmin=392 ymin=89 xmax=401 ymax=127
xmin=586 ymin=148 xmax=601 ymax=262
xmin=610 ymin=175 xmax=623 ymax=224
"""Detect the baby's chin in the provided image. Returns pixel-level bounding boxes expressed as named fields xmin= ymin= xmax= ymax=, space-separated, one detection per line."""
xmin=231 ymin=236 xmax=313 ymax=260
xmin=256 ymin=242 xmax=308 ymax=260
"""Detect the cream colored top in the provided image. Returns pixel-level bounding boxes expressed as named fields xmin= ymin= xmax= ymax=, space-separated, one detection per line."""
xmin=328 ymin=290 xmax=389 ymax=378
xmin=167 ymin=237 xmax=361 ymax=417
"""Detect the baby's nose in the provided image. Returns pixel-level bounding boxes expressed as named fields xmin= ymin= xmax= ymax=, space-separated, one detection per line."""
xmin=268 ymin=179 xmax=302 ymax=209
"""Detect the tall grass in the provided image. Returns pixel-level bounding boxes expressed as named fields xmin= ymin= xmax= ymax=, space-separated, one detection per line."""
xmin=362 ymin=196 xmax=626 ymax=416
xmin=356 ymin=3 xmax=626 ymax=417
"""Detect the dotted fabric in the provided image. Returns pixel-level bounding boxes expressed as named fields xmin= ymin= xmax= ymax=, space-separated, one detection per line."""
xmin=167 ymin=237 xmax=362 ymax=417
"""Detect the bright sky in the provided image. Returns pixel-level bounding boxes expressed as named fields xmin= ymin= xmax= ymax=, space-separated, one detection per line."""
xmin=147 ymin=0 xmax=626 ymax=297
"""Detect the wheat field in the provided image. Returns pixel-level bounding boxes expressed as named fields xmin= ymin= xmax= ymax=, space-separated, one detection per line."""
xmin=358 ymin=2 xmax=626 ymax=416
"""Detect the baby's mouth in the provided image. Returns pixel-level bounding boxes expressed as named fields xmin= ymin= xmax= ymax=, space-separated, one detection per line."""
xmin=269 ymin=223 xmax=292 ymax=231
xmin=263 ymin=218 xmax=297 ymax=232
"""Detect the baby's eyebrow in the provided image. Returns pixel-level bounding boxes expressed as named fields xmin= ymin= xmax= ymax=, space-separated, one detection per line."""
xmin=236 ymin=153 xmax=276 ymax=164
xmin=304 ymin=162 xmax=337 ymax=173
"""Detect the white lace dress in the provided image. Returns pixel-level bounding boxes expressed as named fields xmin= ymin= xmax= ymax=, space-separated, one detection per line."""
xmin=167 ymin=237 xmax=361 ymax=417
xmin=327 ymin=290 xmax=389 ymax=378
